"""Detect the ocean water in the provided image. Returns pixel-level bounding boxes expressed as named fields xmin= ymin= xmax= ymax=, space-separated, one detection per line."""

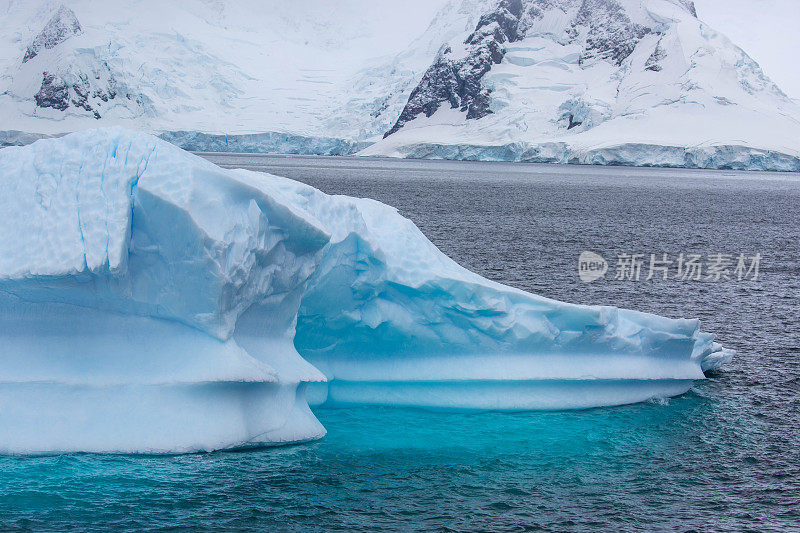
xmin=2 ymin=156 xmax=798 ymax=531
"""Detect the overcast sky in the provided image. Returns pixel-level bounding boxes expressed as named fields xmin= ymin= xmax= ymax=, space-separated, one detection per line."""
xmin=693 ymin=0 xmax=800 ymax=98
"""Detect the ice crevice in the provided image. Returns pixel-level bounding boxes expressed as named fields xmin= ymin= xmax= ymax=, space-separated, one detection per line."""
xmin=0 ymin=128 xmax=732 ymax=454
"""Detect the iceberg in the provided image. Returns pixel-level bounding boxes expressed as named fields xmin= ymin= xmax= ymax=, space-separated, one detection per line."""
xmin=0 ymin=128 xmax=731 ymax=454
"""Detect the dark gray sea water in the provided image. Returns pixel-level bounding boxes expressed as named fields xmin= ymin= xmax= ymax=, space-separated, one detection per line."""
xmin=1 ymin=155 xmax=798 ymax=531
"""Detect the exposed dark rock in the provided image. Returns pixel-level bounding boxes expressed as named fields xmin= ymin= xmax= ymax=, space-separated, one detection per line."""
xmin=470 ymin=0 xmax=524 ymax=45
xmin=466 ymin=89 xmax=493 ymax=119
xmin=70 ymin=74 xmax=91 ymax=110
xmin=645 ymin=39 xmax=667 ymax=71
xmin=385 ymin=0 xmax=526 ymax=137
xmin=70 ymin=74 xmax=102 ymax=118
xmin=32 ymin=62 xmax=124 ymax=119
xmin=23 ymin=5 xmax=82 ymax=63
xmin=567 ymin=114 xmax=582 ymax=129
xmin=569 ymin=0 xmax=651 ymax=66
xmin=385 ymin=0 xmax=692 ymax=137
xmin=679 ymin=0 xmax=698 ymax=17
xmin=34 ymin=72 xmax=69 ymax=111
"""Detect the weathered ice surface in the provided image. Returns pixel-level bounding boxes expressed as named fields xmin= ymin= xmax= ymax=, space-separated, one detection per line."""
xmin=0 ymin=129 xmax=732 ymax=453
xmin=0 ymin=130 xmax=370 ymax=156
xmin=0 ymin=128 xmax=328 ymax=453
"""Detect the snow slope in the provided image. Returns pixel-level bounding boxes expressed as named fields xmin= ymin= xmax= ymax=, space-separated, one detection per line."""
xmin=363 ymin=0 xmax=800 ymax=169
xmin=0 ymin=129 xmax=731 ymax=453
xmin=0 ymin=0 xmax=457 ymax=141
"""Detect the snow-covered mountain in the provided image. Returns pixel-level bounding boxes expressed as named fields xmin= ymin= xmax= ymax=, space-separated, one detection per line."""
xmin=1 ymin=0 xmax=799 ymax=169
xmin=363 ymin=0 xmax=800 ymax=169
xmin=0 ymin=1 xmax=377 ymax=136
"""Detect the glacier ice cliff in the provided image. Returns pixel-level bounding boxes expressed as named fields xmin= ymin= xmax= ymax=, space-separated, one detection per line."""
xmin=158 ymin=131 xmax=371 ymax=156
xmin=361 ymin=141 xmax=800 ymax=172
xmin=0 ymin=129 xmax=732 ymax=454
xmin=0 ymin=130 xmax=371 ymax=157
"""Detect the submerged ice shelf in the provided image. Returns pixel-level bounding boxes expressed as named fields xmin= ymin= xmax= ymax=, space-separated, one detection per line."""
xmin=0 ymin=128 xmax=732 ymax=454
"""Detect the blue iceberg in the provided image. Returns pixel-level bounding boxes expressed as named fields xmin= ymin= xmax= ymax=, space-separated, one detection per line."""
xmin=0 ymin=129 xmax=732 ymax=453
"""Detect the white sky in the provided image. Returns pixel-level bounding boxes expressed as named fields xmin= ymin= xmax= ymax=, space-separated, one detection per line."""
xmin=677 ymin=1 xmax=800 ymax=98
xmin=359 ymin=0 xmax=447 ymax=53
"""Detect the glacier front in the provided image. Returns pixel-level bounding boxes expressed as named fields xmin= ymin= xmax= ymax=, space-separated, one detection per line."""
xmin=0 ymin=128 xmax=731 ymax=454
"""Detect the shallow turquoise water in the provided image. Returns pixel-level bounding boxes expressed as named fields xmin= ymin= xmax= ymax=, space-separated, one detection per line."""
xmin=2 ymin=157 xmax=799 ymax=531
xmin=0 ymin=390 xmax=792 ymax=531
